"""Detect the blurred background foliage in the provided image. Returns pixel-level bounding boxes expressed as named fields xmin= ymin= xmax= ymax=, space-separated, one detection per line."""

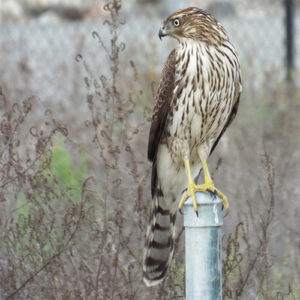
xmin=0 ymin=0 xmax=299 ymax=299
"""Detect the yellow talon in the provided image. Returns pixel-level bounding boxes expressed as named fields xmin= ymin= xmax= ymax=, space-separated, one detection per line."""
xmin=178 ymin=181 xmax=200 ymax=214
xmin=216 ymin=189 xmax=229 ymax=211
xmin=178 ymin=157 xmax=229 ymax=214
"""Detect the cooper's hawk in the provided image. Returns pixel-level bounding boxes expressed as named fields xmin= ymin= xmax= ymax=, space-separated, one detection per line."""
xmin=143 ymin=7 xmax=242 ymax=286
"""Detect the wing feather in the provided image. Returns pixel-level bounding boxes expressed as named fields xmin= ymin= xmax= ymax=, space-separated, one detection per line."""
xmin=148 ymin=49 xmax=176 ymax=161
xmin=148 ymin=49 xmax=177 ymax=197
xmin=209 ymin=81 xmax=241 ymax=155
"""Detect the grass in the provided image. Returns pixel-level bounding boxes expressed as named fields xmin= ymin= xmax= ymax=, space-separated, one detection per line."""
xmin=50 ymin=133 xmax=87 ymax=198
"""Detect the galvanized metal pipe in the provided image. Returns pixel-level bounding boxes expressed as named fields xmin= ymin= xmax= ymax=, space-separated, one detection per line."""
xmin=183 ymin=192 xmax=223 ymax=300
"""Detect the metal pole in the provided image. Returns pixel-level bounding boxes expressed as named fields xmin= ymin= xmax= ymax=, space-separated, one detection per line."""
xmin=183 ymin=192 xmax=223 ymax=300
xmin=284 ymin=0 xmax=294 ymax=81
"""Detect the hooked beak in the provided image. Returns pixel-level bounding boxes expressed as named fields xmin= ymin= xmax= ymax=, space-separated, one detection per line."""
xmin=158 ymin=26 xmax=168 ymax=40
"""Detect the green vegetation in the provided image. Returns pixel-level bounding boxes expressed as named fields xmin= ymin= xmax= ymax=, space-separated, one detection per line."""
xmin=49 ymin=134 xmax=87 ymax=199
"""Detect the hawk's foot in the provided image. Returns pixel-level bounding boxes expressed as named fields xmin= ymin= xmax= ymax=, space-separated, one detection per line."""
xmin=178 ymin=181 xmax=229 ymax=215
xmin=178 ymin=181 xmax=200 ymax=216
xmin=211 ymin=184 xmax=229 ymax=211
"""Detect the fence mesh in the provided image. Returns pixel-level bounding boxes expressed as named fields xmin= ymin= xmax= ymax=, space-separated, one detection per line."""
xmin=0 ymin=0 xmax=299 ymax=109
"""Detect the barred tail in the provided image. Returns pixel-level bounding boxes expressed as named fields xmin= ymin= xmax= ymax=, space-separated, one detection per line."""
xmin=143 ymin=191 xmax=177 ymax=286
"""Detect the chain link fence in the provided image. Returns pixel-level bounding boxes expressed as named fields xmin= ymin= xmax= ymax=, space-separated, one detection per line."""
xmin=0 ymin=0 xmax=299 ymax=110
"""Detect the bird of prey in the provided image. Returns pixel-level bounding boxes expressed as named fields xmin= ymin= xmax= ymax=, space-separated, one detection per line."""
xmin=143 ymin=7 xmax=242 ymax=286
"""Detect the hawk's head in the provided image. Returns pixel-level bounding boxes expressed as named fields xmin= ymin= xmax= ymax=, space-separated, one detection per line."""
xmin=159 ymin=7 xmax=228 ymax=45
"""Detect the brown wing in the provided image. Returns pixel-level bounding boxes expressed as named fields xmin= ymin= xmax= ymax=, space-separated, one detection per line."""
xmin=209 ymin=81 xmax=241 ymax=156
xmin=148 ymin=49 xmax=176 ymax=161
xmin=148 ymin=49 xmax=176 ymax=197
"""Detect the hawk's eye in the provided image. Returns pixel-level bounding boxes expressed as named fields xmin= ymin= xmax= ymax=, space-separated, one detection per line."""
xmin=173 ymin=18 xmax=180 ymax=27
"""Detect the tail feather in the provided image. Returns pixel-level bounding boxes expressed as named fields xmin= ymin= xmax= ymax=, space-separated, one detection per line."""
xmin=143 ymin=192 xmax=177 ymax=286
